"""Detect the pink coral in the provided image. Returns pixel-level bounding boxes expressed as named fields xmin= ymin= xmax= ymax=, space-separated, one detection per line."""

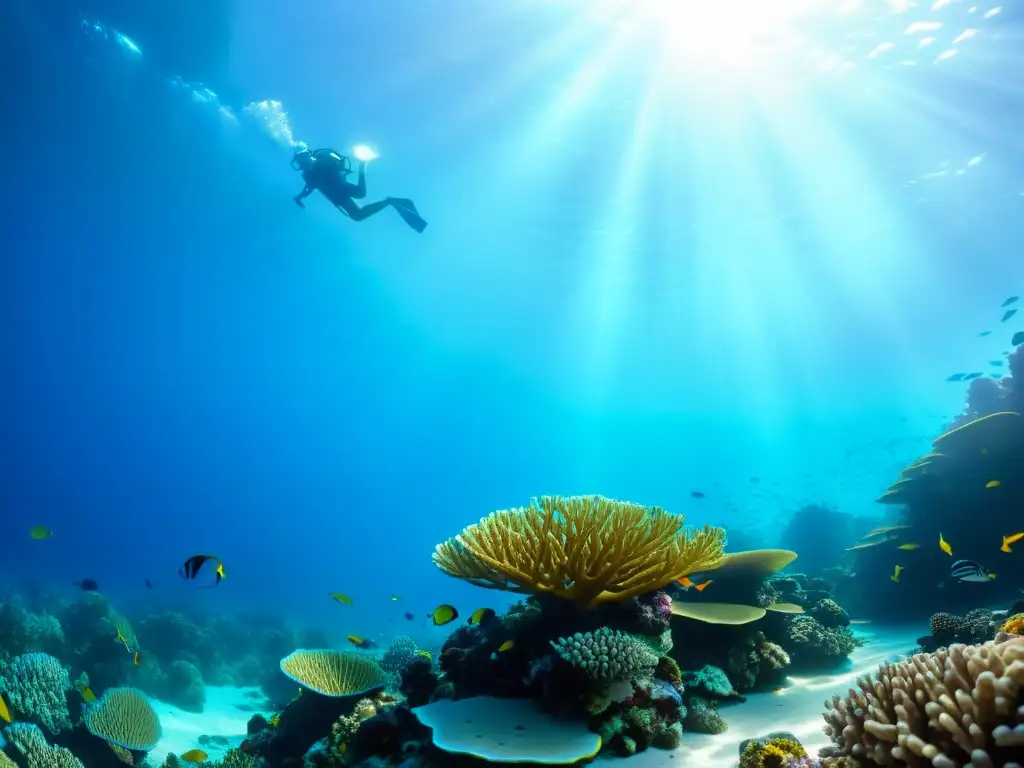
xmin=635 ymin=591 xmax=672 ymax=633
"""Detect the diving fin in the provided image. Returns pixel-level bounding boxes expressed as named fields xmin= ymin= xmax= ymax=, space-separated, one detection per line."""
xmin=389 ymin=198 xmax=427 ymax=233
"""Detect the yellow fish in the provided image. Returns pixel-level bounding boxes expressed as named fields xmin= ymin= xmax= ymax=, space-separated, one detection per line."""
xmin=497 ymin=640 xmax=515 ymax=653
xmin=115 ymin=628 xmax=132 ymax=653
xmin=890 ymin=564 xmax=904 ymax=583
xmin=430 ymin=604 xmax=459 ymax=626
xmin=180 ymin=749 xmax=208 ymax=763
xmin=0 ymin=692 xmax=11 ymax=723
xmin=1001 ymin=532 xmax=1024 ymax=553
xmin=347 ymin=634 xmax=371 ymax=648
xmin=79 ymin=686 xmax=96 ymax=703
xmin=133 ymin=651 xmax=141 ymax=666
xmin=939 ymin=533 xmax=952 ymax=557
xmin=467 ymin=608 xmax=495 ymax=626
xmin=897 ymin=543 xmax=920 ymax=551
xmin=215 ymin=562 xmax=226 ymax=580
xmin=329 ymin=592 xmax=353 ymax=605
xmin=29 ymin=525 xmax=52 ymax=540
xmin=269 ymin=713 xmax=280 ymax=728
xmin=415 ymin=650 xmax=432 ymax=661
xmin=986 ymin=480 xmax=1001 ymax=489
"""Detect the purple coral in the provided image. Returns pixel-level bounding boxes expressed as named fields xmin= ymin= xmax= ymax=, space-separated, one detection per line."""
xmin=635 ymin=591 xmax=672 ymax=633
xmin=785 ymin=759 xmax=820 ymax=768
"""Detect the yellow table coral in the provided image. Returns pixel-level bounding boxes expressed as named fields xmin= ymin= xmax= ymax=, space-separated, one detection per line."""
xmin=432 ymin=495 xmax=726 ymax=606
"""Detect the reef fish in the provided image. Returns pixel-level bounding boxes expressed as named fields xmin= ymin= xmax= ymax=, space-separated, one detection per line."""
xmin=677 ymin=576 xmax=712 ymax=591
xmin=180 ymin=750 xmax=209 ymax=763
xmin=29 ymin=526 xmax=52 ymax=540
xmin=890 ymin=565 xmax=904 ymax=583
xmin=1002 ymin=296 xmax=1019 ymax=308
xmin=497 ymin=639 xmax=515 ymax=653
xmin=468 ymin=608 xmax=496 ymax=626
xmin=346 ymin=634 xmax=376 ymax=649
xmin=947 ymin=373 xmax=967 ymax=382
xmin=329 ymin=592 xmax=354 ymax=605
xmin=896 ymin=543 xmax=920 ymax=551
xmin=1003 ymin=309 xmax=1018 ymax=322
xmin=950 ymin=559 xmax=995 ymax=583
xmin=690 ymin=491 xmax=706 ymax=499
xmin=76 ymin=684 xmax=96 ymax=703
xmin=178 ymin=554 xmax=225 ymax=587
xmin=403 ymin=612 xmax=415 ymax=621
xmin=73 ymin=578 xmax=100 ymax=592
xmin=415 ymin=650 xmax=432 ymax=661
xmin=986 ymin=480 xmax=1001 ymax=489
xmin=430 ymin=604 xmax=459 ymax=626
xmin=133 ymin=652 xmax=141 ymax=666
xmin=1001 ymin=532 xmax=1024 ymax=553
xmin=939 ymin=533 xmax=952 ymax=556
xmin=980 ymin=330 xmax=992 ymax=337
xmin=0 ymin=693 xmax=10 ymax=723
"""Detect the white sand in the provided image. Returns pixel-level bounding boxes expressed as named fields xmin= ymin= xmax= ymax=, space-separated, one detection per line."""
xmin=598 ymin=626 xmax=922 ymax=767
xmin=149 ymin=685 xmax=272 ymax=763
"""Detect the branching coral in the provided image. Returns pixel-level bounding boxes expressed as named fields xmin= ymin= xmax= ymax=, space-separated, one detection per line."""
xmin=821 ymin=636 xmax=1024 ymax=766
xmin=432 ymin=495 xmax=726 ymax=606
xmin=550 ymin=627 xmax=658 ymax=683
xmin=0 ymin=652 xmax=72 ymax=733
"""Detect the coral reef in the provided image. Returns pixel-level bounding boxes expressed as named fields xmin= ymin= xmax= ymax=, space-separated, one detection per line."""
xmin=917 ymin=608 xmax=996 ymax=652
xmin=1000 ymin=612 xmax=1024 ymax=635
xmin=432 ymin=495 xmax=727 ymax=605
xmin=820 ymin=635 xmax=1024 ymax=765
xmin=0 ymin=653 xmax=72 ymax=734
xmin=786 ymin=616 xmax=861 ymax=665
xmin=5 ymin=722 xmax=85 ymax=768
xmin=739 ymin=733 xmax=808 ymax=768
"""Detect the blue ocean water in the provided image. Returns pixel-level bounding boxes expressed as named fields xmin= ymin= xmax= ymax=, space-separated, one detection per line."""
xmin=1 ymin=0 xmax=1022 ymax=654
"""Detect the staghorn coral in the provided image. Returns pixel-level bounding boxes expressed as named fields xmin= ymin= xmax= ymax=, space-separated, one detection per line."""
xmin=279 ymin=650 xmax=387 ymax=697
xmin=550 ymin=627 xmax=658 ymax=683
xmin=0 ymin=652 xmax=72 ymax=733
xmin=432 ymin=495 xmax=726 ymax=606
xmin=821 ymin=635 xmax=1024 ymax=766
xmin=83 ymin=687 xmax=162 ymax=751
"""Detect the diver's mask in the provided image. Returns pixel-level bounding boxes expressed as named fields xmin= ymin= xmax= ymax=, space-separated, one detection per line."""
xmin=290 ymin=148 xmax=313 ymax=170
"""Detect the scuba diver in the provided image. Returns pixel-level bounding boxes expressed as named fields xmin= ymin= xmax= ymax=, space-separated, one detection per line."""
xmin=291 ymin=147 xmax=427 ymax=233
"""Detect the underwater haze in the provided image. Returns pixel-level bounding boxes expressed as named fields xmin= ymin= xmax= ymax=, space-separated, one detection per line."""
xmin=2 ymin=0 xmax=1023 ymax=639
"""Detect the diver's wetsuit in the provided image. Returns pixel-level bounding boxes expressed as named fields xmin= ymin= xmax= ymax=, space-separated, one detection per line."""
xmin=295 ymin=149 xmax=391 ymax=221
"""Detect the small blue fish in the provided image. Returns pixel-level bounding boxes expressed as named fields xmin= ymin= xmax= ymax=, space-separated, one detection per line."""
xmin=1002 ymin=309 xmax=1018 ymax=323
xmin=1001 ymin=296 xmax=1019 ymax=308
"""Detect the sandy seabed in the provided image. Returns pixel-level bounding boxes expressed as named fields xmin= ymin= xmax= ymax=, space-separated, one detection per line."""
xmin=598 ymin=626 xmax=922 ymax=767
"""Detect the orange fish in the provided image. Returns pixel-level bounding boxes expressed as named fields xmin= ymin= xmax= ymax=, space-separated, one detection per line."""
xmin=677 ymin=576 xmax=712 ymax=591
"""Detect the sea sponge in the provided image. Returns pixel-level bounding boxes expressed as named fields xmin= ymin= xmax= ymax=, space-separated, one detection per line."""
xmin=432 ymin=495 xmax=726 ymax=606
xmin=786 ymin=616 xmax=859 ymax=662
xmin=810 ymin=599 xmax=849 ymax=629
xmin=4 ymin=722 xmax=85 ymax=768
xmin=82 ymin=687 xmax=162 ymax=751
xmin=280 ymin=650 xmax=387 ymax=696
xmin=550 ymin=627 xmax=659 ymax=683
xmin=739 ymin=735 xmax=807 ymax=768
xmin=821 ymin=635 xmax=1024 ymax=765
xmin=0 ymin=652 xmax=72 ymax=733
xmin=998 ymin=612 xmax=1024 ymax=636
xmin=685 ymin=696 xmax=728 ymax=734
